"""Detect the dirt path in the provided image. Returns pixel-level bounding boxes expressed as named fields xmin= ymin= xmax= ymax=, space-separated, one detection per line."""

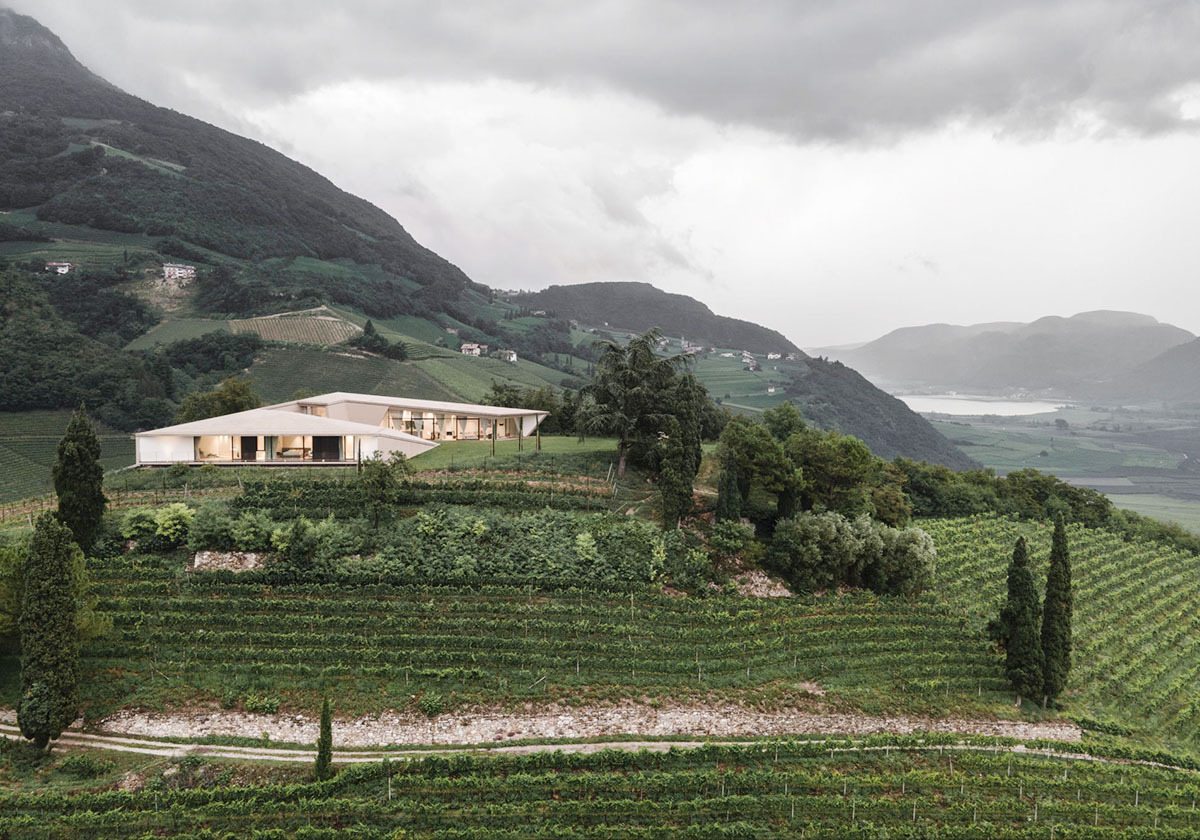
xmin=1 ymin=720 xmax=1193 ymax=779
xmin=71 ymin=702 xmax=1081 ymax=749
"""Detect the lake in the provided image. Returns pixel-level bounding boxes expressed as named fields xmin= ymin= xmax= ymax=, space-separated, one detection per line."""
xmin=896 ymin=394 xmax=1068 ymax=416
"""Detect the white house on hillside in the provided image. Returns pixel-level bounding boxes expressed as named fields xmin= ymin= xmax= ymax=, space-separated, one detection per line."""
xmin=162 ymin=263 xmax=196 ymax=281
xmin=134 ymin=392 xmax=549 ymax=466
xmin=460 ymin=343 xmax=488 ymax=356
xmin=45 ymin=262 xmax=73 ymax=275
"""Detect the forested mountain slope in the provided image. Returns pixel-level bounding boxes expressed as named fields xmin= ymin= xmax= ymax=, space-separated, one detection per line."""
xmin=0 ymin=7 xmax=474 ymax=314
xmin=511 ymin=282 xmax=800 ymax=355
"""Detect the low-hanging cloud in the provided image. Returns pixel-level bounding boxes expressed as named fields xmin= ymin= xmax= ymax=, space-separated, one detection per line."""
xmin=12 ymin=0 xmax=1200 ymax=141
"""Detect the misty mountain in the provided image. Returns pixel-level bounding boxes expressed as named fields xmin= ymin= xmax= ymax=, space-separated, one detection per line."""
xmin=815 ymin=311 xmax=1194 ymax=396
xmin=1102 ymin=338 xmax=1200 ymax=402
xmin=510 ymin=282 xmax=801 ymax=355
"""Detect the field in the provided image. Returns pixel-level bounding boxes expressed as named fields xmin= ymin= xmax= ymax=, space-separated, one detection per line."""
xmin=0 ymin=550 xmax=1007 ymax=721
xmin=1105 ymin=494 xmax=1200 ymax=534
xmin=932 ymin=515 xmax=1200 ymax=752
xmin=932 ymin=419 xmax=1182 ymax=476
xmin=416 ymin=355 xmax=570 ymax=402
xmin=6 ymin=736 xmax=1200 ymax=837
xmin=124 ymin=318 xmax=231 ymax=349
xmin=0 ymin=411 xmax=133 ymax=503
xmin=0 ymin=238 xmax=143 ymax=268
xmin=245 ymin=348 xmax=457 ymax=404
xmin=229 ymin=308 xmax=362 ymax=344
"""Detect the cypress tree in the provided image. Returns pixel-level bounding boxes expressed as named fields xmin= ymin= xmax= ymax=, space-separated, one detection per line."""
xmin=18 ymin=514 xmax=81 ymax=750
xmin=716 ymin=464 xmax=742 ymax=522
xmin=1003 ymin=537 xmax=1043 ymax=704
xmin=53 ymin=407 xmax=106 ymax=552
xmin=657 ymin=422 xmax=692 ymax=529
xmin=315 ymin=696 xmax=333 ymax=780
xmin=1041 ymin=517 xmax=1073 ymax=706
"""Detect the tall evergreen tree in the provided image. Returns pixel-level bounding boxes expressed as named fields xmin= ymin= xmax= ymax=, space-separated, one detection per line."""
xmin=1003 ymin=537 xmax=1043 ymax=704
xmin=53 ymin=406 xmax=106 ymax=552
xmin=18 ymin=514 xmax=81 ymax=750
xmin=1041 ymin=517 xmax=1073 ymax=706
xmin=715 ymin=462 xmax=742 ymax=522
xmin=314 ymin=696 xmax=333 ymax=781
xmin=657 ymin=421 xmax=693 ymax=529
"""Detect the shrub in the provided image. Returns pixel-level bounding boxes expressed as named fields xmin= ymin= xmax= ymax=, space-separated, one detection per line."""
xmin=230 ymin=510 xmax=276 ymax=552
xmin=120 ymin=509 xmax=158 ymax=541
xmin=769 ymin=511 xmax=862 ymax=593
xmin=243 ymin=694 xmax=281 ymax=715
xmin=58 ymin=752 xmax=116 ymax=779
xmin=152 ymin=503 xmax=194 ymax=549
xmin=769 ymin=510 xmax=935 ymax=597
xmin=186 ymin=501 xmax=236 ymax=551
xmin=270 ymin=518 xmax=317 ymax=570
xmin=417 ymin=693 xmax=444 ymax=718
xmin=709 ymin=520 xmax=754 ymax=560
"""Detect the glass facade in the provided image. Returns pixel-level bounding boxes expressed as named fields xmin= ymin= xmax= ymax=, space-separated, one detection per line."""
xmin=193 ymin=435 xmax=352 ymax=462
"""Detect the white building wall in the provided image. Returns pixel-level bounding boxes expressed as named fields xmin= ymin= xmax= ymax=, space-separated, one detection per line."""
xmin=326 ymin=402 xmax=389 ymax=427
xmin=368 ymin=435 xmax=437 ymax=460
xmin=137 ymin=436 xmax=194 ymax=463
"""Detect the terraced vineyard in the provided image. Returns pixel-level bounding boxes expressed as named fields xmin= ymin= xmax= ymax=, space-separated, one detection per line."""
xmin=0 ymin=410 xmax=133 ymax=503
xmin=7 ymin=737 xmax=1200 ymax=837
xmin=230 ymin=307 xmax=362 ymax=344
xmin=7 ymin=554 xmax=1010 ymax=719
xmin=246 ymin=348 xmax=457 ymax=404
xmin=931 ymin=515 xmax=1200 ymax=752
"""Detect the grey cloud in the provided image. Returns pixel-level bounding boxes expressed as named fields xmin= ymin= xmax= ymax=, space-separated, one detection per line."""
xmin=12 ymin=0 xmax=1200 ymax=140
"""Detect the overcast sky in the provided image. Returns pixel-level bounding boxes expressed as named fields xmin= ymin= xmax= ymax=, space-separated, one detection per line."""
xmin=12 ymin=1 xmax=1200 ymax=347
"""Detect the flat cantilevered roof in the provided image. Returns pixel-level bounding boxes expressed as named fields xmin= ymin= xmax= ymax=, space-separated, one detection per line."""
xmin=133 ymin=407 xmax=435 ymax=448
xmin=266 ymin=392 xmax=549 ymax=419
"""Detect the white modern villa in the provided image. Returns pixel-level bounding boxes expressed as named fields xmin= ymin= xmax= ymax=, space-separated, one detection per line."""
xmin=133 ymin=392 xmax=549 ymax=467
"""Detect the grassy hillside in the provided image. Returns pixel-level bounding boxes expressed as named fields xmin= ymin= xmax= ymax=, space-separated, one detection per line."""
xmin=934 ymin=515 xmax=1200 ymax=752
xmin=0 ymin=410 xmax=132 ymax=503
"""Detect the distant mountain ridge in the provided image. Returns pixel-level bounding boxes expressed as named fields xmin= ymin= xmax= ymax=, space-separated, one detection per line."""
xmin=511 ymin=282 xmax=801 ymax=355
xmin=514 ymin=281 xmax=975 ymax=469
xmin=815 ymin=310 xmax=1194 ymax=398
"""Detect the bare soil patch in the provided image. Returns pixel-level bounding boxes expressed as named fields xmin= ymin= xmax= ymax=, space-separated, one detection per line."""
xmin=94 ymin=701 xmax=1080 ymax=748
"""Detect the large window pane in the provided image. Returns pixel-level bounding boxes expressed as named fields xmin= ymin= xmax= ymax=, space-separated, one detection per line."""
xmin=195 ymin=435 xmax=232 ymax=461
